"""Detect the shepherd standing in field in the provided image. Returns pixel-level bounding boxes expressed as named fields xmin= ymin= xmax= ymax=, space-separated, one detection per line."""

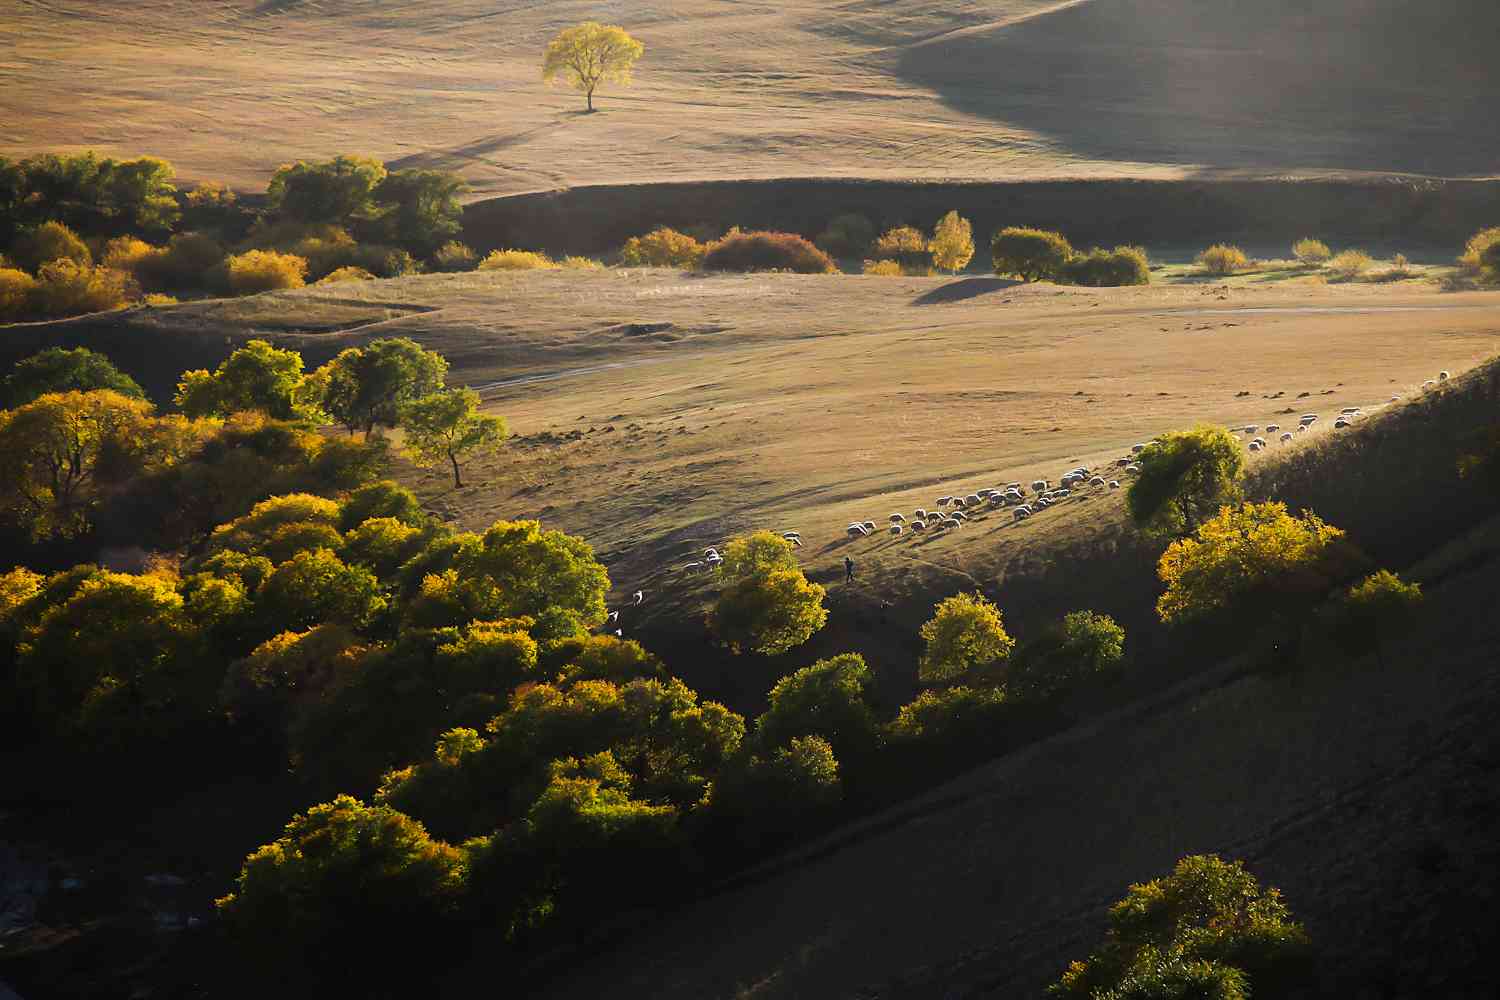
xmin=845 ymin=556 xmax=855 ymax=583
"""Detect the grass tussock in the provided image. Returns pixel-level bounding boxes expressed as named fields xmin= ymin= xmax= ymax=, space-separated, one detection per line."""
xmin=477 ymin=249 xmax=558 ymax=271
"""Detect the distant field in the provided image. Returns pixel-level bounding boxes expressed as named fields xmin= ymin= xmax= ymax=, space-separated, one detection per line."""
xmin=4 ymin=0 xmax=1498 ymax=198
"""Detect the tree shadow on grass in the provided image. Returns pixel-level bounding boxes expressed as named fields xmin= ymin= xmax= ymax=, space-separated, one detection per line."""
xmin=911 ymin=276 xmax=1021 ymax=306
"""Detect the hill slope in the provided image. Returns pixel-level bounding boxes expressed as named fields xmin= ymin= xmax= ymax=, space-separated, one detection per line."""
xmin=3 ymin=1 xmax=1497 ymax=195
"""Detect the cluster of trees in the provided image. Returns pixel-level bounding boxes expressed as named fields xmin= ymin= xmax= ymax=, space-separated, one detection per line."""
xmin=0 ymin=151 xmax=469 ymax=321
xmin=1459 ymin=225 xmax=1500 ymax=284
xmin=992 ymin=227 xmax=1150 ymax=286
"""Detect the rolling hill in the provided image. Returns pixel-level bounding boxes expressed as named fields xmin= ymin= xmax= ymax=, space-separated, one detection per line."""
xmin=3 ymin=0 xmax=1497 ymax=199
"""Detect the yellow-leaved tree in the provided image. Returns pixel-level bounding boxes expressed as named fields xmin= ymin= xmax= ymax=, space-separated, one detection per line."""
xmin=930 ymin=211 xmax=975 ymax=273
xmin=918 ymin=591 xmax=1014 ymax=684
xmin=542 ymin=22 xmax=646 ymax=112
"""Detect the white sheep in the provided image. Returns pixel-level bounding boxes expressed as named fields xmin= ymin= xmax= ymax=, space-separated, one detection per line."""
xmin=1244 ymin=425 xmax=1258 ymax=434
xmin=1090 ymin=476 xmax=1106 ymax=487
xmin=965 ymin=493 xmax=982 ymax=506
xmin=1280 ymin=432 xmax=1293 ymax=443
xmin=1334 ymin=418 xmax=1350 ymax=429
xmin=936 ymin=496 xmax=953 ymax=507
xmin=683 ymin=561 xmax=703 ymax=572
xmin=910 ymin=518 xmax=927 ymax=532
xmin=1013 ymin=507 xmax=1031 ymax=520
xmin=1389 ymin=395 xmax=1401 ymax=403
xmin=1340 ymin=407 xmax=1360 ymax=415
xmin=1266 ymin=424 xmax=1280 ymax=433
xmin=1031 ymin=479 xmax=1047 ymax=493
xmin=944 ymin=517 xmax=964 ymax=529
xmin=1423 ymin=379 xmax=1436 ymax=388
xmin=704 ymin=547 xmax=719 ymax=558
xmin=632 ymin=591 xmax=644 ymax=605
xmin=781 ymin=531 xmax=800 ymax=540
xmin=1108 ymin=480 xmax=1121 ymax=489
xmin=890 ymin=513 xmax=905 ymax=523
xmin=915 ymin=508 xmax=927 ymax=520
xmin=862 ymin=520 xmax=877 ymax=532
xmin=1126 ymin=463 xmax=1141 ymax=473
xmin=1131 ymin=444 xmax=1147 ymax=453
xmin=848 ymin=525 xmax=867 ymax=537
xmin=890 ymin=524 xmax=903 ymax=536
xmin=1439 ymin=370 xmax=1450 ymax=380
xmin=1295 ymin=425 xmax=1306 ymax=434
xmin=1248 ymin=441 xmax=1262 ymax=452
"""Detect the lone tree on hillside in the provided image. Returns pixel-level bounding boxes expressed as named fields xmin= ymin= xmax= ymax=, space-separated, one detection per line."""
xmin=991 ymin=226 xmax=1073 ymax=282
xmin=542 ymin=22 xmax=645 ymax=113
xmin=398 ymin=387 xmax=507 ymax=488
xmin=930 ymin=211 xmax=975 ymax=273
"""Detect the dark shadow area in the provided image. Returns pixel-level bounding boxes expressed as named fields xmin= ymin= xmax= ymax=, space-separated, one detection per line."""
xmin=895 ymin=0 xmax=1500 ymax=177
xmin=911 ymin=276 xmax=1021 ymax=305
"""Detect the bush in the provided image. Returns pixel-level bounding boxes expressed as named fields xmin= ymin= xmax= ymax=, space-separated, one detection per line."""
xmin=862 ymin=259 xmax=903 ymax=277
xmin=317 ymin=265 xmax=374 ymax=284
xmin=0 ymin=268 xmax=37 ymax=321
xmin=141 ymin=232 xmax=226 ymax=291
xmin=711 ymin=538 xmax=828 ymax=656
xmin=224 ymin=250 xmax=308 ymax=294
xmin=1196 ymin=243 xmax=1250 ymax=275
xmin=1007 ymin=611 xmax=1126 ymax=701
xmin=12 ymin=221 xmax=91 ymax=271
xmin=1387 ymin=252 xmax=1412 ymax=277
xmin=813 ymin=214 xmax=875 ymax=259
xmin=1059 ymin=246 xmax=1150 ymax=287
xmin=918 ymin=592 xmax=1014 ymax=684
xmin=142 ymin=293 xmax=177 ymax=307
xmin=1324 ymin=569 xmax=1423 ymax=666
xmin=619 ymin=227 xmax=706 ymax=269
xmin=1327 ymin=248 xmax=1372 ymax=279
xmin=871 ymin=225 xmax=933 ymax=274
xmin=559 ymin=255 xmax=603 ymax=269
xmin=338 ymin=480 xmax=426 ymax=532
xmin=256 ymin=548 xmax=386 ymax=631
xmin=702 ymin=231 xmax=837 ymax=274
xmin=1458 ymin=225 xmax=1500 ymax=275
xmin=431 ymin=240 xmax=477 ymax=272
xmin=1291 ymin=238 xmax=1331 ymax=265
xmin=28 ymin=259 xmax=135 ymax=317
xmin=477 ymin=249 xmax=557 ymax=271
xmin=755 ymin=652 xmax=878 ymax=759
xmin=100 ymin=236 xmax=165 ymax=282
xmin=991 ymin=227 xmax=1073 ymax=281
xmin=887 ymin=685 xmax=1009 ymax=746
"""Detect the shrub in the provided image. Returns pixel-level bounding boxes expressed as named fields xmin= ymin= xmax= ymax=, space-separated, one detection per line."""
xmin=711 ymin=538 xmax=828 ymax=657
xmin=1196 ymin=243 xmax=1249 ymax=275
xmin=143 ymin=232 xmax=226 ymax=291
xmin=431 ymin=240 xmax=478 ymax=272
xmin=1324 ymin=569 xmax=1423 ymax=667
xmin=0 ymin=268 xmax=37 ymax=321
xmin=223 ymin=250 xmax=307 ymax=294
xmin=559 ymin=255 xmax=603 ymax=269
xmin=887 ymin=685 xmax=1008 ymax=746
xmin=1458 ymin=225 xmax=1500 ymax=274
xmin=208 ymin=493 xmax=342 ymax=556
xmin=1291 ymin=238 xmax=1331 ymax=265
xmin=708 ymin=734 xmax=841 ymax=841
xmin=930 ymin=211 xmax=975 ymax=273
xmin=991 ymin=227 xmax=1073 ymax=281
xmin=142 ymin=293 xmax=177 ymax=307
xmin=1007 ymin=610 xmax=1126 ymax=701
xmin=12 ymin=221 xmax=91 ymax=271
xmin=1483 ymin=240 xmax=1500 ymax=283
xmin=1327 ymin=248 xmax=1372 ymax=279
xmin=1059 ymin=245 xmax=1150 ymax=287
xmin=619 ymin=227 xmax=706 ymax=269
xmin=702 ymin=231 xmax=837 ymax=274
xmin=477 ymin=249 xmax=557 ymax=271
xmin=814 ymin=214 xmax=875 ymax=259
xmin=338 ymin=480 xmax=426 ymax=532
xmin=918 ymin=592 xmax=1014 ymax=684
xmin=1387 ymin=252 xmax=1412 ymax=277
xmin=29 ymin=259 xmax=135 ymax=317
xmin=100 ymin=236 xmax=165 ymax=280
xmin=317 ymin=265 xmax=374 ymax=283
xmin=871 ymin=225 xmax=933 ymax=274
xmin=346 ymin=244 xmax=417 ymax=278
xmin=173 ymin=340 xmax=316 ymax=421
xmin=1050 ymin=854 xmax=1311 ymax=999
xmin=862 ymin=259 xmax=903 ymax=277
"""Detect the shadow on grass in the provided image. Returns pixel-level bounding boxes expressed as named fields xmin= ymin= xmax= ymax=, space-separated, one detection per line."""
xmin=911 ymin=276 xmax=1021 ymax=306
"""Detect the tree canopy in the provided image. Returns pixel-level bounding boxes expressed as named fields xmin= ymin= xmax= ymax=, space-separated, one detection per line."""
xmin=918 ymin=592 xmax=1014 ymax=684
xmin=711 ymin=540 xmax=828 ymax=657
xmin=318 ymin=337 xmax=448 ymax=436
xmin=398 ymin=387 xmax=507 ymax=487
xmin=175 ymin=339 xmax=321 ymax=421
xmin=930 ymin=211 xmax=975 ymax=273
xmin=1 ymin=347 xmax=143 ymax=409
xmin=542 ymin=22 xmax=646 ymax=112
xmin=1007 ymin=610 xmax=1126 ymax=702
xmin=1127 ymin=425 xmax=1247 ymax=536
xmin=991 ymin=227 xmax=1073 ymax=282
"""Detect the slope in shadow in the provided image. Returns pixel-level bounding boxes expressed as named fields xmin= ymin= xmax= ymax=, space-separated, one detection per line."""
xmin=911 ymin=276 xmax=1021 ymax=305
xmin=896 ymin=0 xmax=1500 ymax=176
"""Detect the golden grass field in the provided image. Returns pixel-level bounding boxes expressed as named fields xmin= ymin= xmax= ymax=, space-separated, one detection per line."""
xmin=4 ymin=0 xmax=1498 ymax=197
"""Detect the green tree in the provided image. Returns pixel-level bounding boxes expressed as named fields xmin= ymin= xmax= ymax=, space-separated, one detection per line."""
xmin=1155 ymin=502 xmax=1363 ymax=626
xmin=542 ymin=22 xmax=646 ymax=112
xmin=755 ymin=652 xmax=878 ymax=760
xmin=1325 ymin=570 xmax=1424 ymax=669
xmin=713 ymin=568 xmax=828 ymax=656
xmin=1050 ymin=854 xmax=1311 ymax=999
xmin=918 ymin=591 xmax=1014 ymax=684
xmin=174 ymin=339 xmax=319 ymax=420
xmin=0 ymin=389 xmax=154 ymax=540
xmin=991 ymin=226 xmax=1073 ymax=281
xmin=12 ymin=220 xmax=91 ymax=272
xmin=398 ymin=387 xmax=507 ymax=487
xmin=206 ymin=493 xmax=343 ymax=556
xmin=461 ymin=519 xmax=612 ymax=626
xmin=372 ymin=169 xmax=467 ymax=255
xmin=1007 ymin=610 xmax=1126 ymax=702
xmin=216 ymin=795 xmax=465 ymax=985
xmin=1127 ymin=426 xmax=1247 ymax=536
xmin=338 ymin=479 xmax=427 ymax=532
xmin=219 ymin=623 xmax=368 ymax=740
xmin=341 ymin=516 xmax=426 ymax=578
xmin=813 ymin=214 xmax=875 ymax=259
xmin=1 ymin=347 xmax=144 ymax=409
xmin=317 ymin=337 xmax=448 ymax=436
xmin=267 ymin=155 xmax=388 ymax=226
xmin=256 ymin=548 xmax=386 ymax=631
xmin=930 ymin=210 xmax=975 ymax=273
xmin=707 ymin=734 xmax=842 ymax=847
xmin=719 ymin=530 xmax=801 ymax=579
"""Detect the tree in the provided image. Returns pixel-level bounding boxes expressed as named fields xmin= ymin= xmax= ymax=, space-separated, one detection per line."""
xmin=1127 ymin=426 xmax=1246 ymax=536
xmin=619 ymin=227 xmax=706 ymax=268
xmin=398 ymin=387 xmax=507 ymax=488
xmin=1050 ymin=854 xmax=1311 ymax=999
xmin=755 ymin=653 xmax=878 ymax=760
xmin=991 ymin=227 xmax=1073 ymax=281
xmin=930 ymin=211 xmax=975 ymax=273
xmin=720 ymin=530 xmax=800 ymax=579
xmin=871 ymin=224 xmax=932 ymax=274
xmin=1325 ymin=570 xmax=1424 ymax=669
xmin=371 ymin=169 xmax=468 ymax=255
xmin=216 ymin=795 xmax=465 ymax=986
xmin=713 ymin=567 xmax=828 ymax=656
xmin=12 ymin=220 xmax=92 ymax=272
xmin=707 ymin=734 xmax=841 ymax=847
xmin=317 ymin=337 xmax=448 ymax=436
xmin=255 ymin=549 xmax=387 ymax=631
xmin=1 ymin=348 xmax=144 ymax=409
xmin=918 ymin=592 xmax=1014 ymax=684
xmin=337 ymin=479 xmax=427 ymax=532
xmin=542 ymin=22 xmax=646 ymax=113
xmin=814 ymin=214 xmax=876 ymax=260
xmin=267 ymin=155 xmax=388 ymax=226
xmin=0 ymin=390 xmax=153 ymax=540
xmin=174 ymin=339 xmax=317 ymax=420
xmin=1007 ymin=610 xmax=1126 ymax=702
xmin=1155 ymin=502 xmax=1364 ymax=626
xmin=1292 ymin=238 xmax=1331 ymax=265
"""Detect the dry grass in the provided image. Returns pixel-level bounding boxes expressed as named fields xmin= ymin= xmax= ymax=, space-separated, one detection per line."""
xmin=3 ymin=1 xmax=1497 ymax=200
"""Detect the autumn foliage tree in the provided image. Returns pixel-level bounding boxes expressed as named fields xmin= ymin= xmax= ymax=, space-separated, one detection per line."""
xmin=930 ymin=210 xmax=975 ymax=273
xmin=1127 ymin=425 xmax=1247 ymax=536
xmin=542 ymin=22 xmax=646 ymax=112
xmin=918 ymin=591 xmax=1014 ymax=684
xmin=712 ymin=532 xmax=827 ymax=655
xmin=175 ymin=339 xmax=322 ymax=421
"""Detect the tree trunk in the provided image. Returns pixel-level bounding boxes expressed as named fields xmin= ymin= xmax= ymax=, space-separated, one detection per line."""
xmin=450 ymin=451 xmax=462 ymax=488
xmin=587 ymin=87 xmax=595 ymax=112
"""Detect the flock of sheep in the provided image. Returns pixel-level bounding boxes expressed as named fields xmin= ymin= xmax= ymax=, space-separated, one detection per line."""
xmin=1239 ymin=370 xmax=1449 ymax=452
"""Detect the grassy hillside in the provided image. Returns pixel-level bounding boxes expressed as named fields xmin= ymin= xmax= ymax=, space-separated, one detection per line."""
xmin=4 ymin=0 xmax=1497 ymax=197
